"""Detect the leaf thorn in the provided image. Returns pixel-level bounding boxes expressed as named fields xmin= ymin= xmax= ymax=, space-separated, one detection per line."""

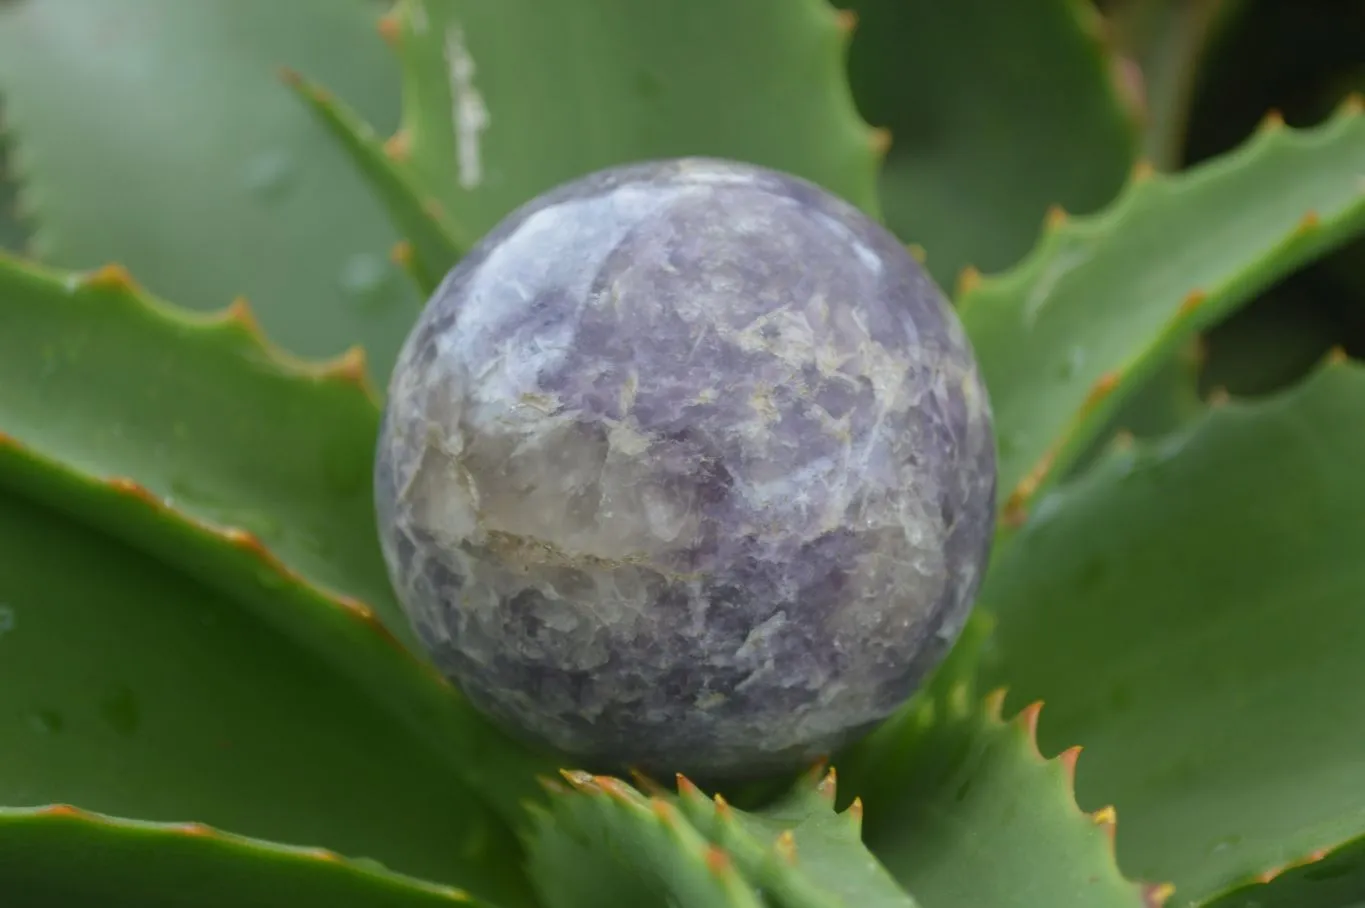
xmin=82 ymin=263 xmax=140 ymax=293
xmin=384 ymin=129 xmax=412 ymax=162
xmin=868 ymin=127 xmax=892 ymax=157
xmin=775 ymin=829 xmax=798 ymax=864
xmin=377 ymin=10 xmax=402 ymax=46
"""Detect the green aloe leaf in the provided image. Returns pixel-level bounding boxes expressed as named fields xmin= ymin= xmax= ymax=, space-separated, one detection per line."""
xmin=838 ymin=0 xmax=1138 ymax=286
xmin=0 ymin=473 xmax=534 ymax=905
xmin=0 ymin=254 xmax=559 ymax=828
xmin=0 ymin=0 xmax=422 ymax=376
xmin=283 ymin=69 xmax=465 ymax=294
xmin=527 ymin=768 xmax=913 ymax=908
xmin=979 ymin=359 xmax=1365 ymax=903
xmin=0 ymin=255 xmax=397 ymax=638
xmin=1202 ymin=835 xmax=1365 ymax=908
xmin=390 ymin=0 xmax=881 ymax=245
xmin=0 ymin=808 xmax=487 ymax=907
xmin=837 ymin=618 xmax=1163 ymax=908
xmin=525 ymin=773 xmax=766 ymax=908
xmin=1106 ymin=0 xmax=1246 ymax=169
xmin=673 ymin=768 xmax=917 ymax=908
xmin=959 ymin=99 xmax=1365 ymax=529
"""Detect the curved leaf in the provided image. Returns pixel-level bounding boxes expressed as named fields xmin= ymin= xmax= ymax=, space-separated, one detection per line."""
xmin=0 ymin=807 xmax=485 ymax=908
xmin=0 ymin=255 xmax=398 ymax=640
xmin=283 ymin=68 xmax=464 ymax=294
xmin=1107 ymin=0 xmax=1245 ymax=169
xmin=525 ymin=773 xmax=765 ymax=908
xmin=0 ymin=469 xmax=534 ymax=905
xmin=673 ymin=769 xmax=917 ymax=908
xmin=0 ymin=0 xmax=422 ymax=376
xmin=390 ymin=0 xmax=881 ymax=244
xmin=959 ymin=99 xmax=1365 ymax=528
xmin=837 ymin=675 xmax=1163 ymax=908
xmin=1202 ymin=835 xmax=1365 ymax=908
xmin=0 ymin=255 xmax=560 ymax=828
xmin=979 ymin=360 xmax=1365 ymax=902
xmin=838 ymin=0 xmax=1138 ymax=285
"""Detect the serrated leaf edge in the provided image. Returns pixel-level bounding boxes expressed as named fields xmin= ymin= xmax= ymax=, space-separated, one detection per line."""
xmin=0 ymin=252 xmax=560 ymax=829
xmin=280 ymin=64 xmax=467 ymax=292
xmin=527 ymin=769 xmax=765 ymax=907
xmin=985 ymin=688 xmax=1176 ymax=908
xmin=957 ymin=95 xmax=1365 ymax=530
xmin=0 ymin=804 xmax=474 ymax=902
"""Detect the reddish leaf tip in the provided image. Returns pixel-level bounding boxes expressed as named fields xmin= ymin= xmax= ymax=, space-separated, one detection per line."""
xmin=223 ymin=296 xmax=265 ymax=338
xmin=320 ymin=345 xmax=371 ymax=389
xmin=1298 ymin=210 xmax=1321 ymax=232
xmin=391 ymin=240 xmax=415 ymax=267
xmin=848 ymin=797 xmax=864 ymax=824
xmin=1143 ymin=882 xmax=1176 ymax=907
xmin=1207 ymin=386 xmax=1231 ymax=407
xmin=1260 ymin=108 xmax=1286 ymax=131
xmin=955 ymin=265 xmax=983 ymax=298
xmin=1179 ymin=289 xmax=1207 ymax=317
xmin=775 ymin=829 xmax=798 ymax=864
xmin=1131 ymin=159 xmax=1156 ymax=182
xmin=1045 ymin=204 xmax=1069 ymax=231
xmin=1015 ymin=700 xmax=1044 ymax=741
xmin=173 ymin=822 xmax=214 ymax=837
xmin=1082 ymin=371 xmax=1121 ymax=413
xmin=277 ymin=66 xmax=302 ymax=87
xmin=704 ymin=845 xmax=732 ymax=875
xmin=651 ymin=797 xmax=682 ymax=825
xmin=106 ymin=476 xmax=159 ymax=507
xmin=1342 ymin=93 xmax=1364 ymax=115
xmin=675 ymin=773 xmax=702 ymax=798
xmin=713 ymin=792 xmax=732 ymax=816
xmin=384 ymin=129 xmax=412 ymax=162
xmin=36 ymin=804 xmax=84 ymax=819
xmin=868 ymin=127 xmax=892 ymax=157
xmin=1057 ymin=745 xmax=1083 ymax=782
xmin=82 ymin=263 xmax=140 ymax=293
xmin=834 ymin=8 xmax=857 ymax=34
xmin=377 ymin=11 xmax=401 ymax=46
xmin=1328 ymin=346 xmax=1350 ymax=365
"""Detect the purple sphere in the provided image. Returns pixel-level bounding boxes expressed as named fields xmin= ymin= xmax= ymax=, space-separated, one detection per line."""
xmin=375 ymin=158 xmax=996 ymax=778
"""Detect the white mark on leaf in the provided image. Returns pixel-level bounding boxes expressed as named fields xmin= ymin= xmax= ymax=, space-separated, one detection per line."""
xmin=0 ymin=605 xmax=14 ymax=637
xmin=409 ymin=1 xmax=429 ymax=34
xmin=445 ymin=23 xmax=490 ymax=189
xmin=1023 ymin=246 xmax=1089 ymax=328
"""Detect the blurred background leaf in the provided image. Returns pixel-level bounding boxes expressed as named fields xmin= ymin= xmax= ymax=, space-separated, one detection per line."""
xmin=837 ymin=0 xmax=1139 ymax=287
xmin=0 ymin=0 xmax=422 ymax=378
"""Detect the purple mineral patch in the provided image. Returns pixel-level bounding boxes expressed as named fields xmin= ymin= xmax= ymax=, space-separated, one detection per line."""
xmin=375 ymin=158 xmax=997 ymax=778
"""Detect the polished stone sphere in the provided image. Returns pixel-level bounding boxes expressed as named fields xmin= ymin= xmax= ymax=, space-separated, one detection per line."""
xmin=374 ymin=158 xmax=996 ymax=778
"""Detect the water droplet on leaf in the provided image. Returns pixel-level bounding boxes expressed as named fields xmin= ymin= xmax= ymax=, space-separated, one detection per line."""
xmin=339 ymin=253 xmax=393 ymax=310
xmin=242 ymin=150 xmax=298 ymax=203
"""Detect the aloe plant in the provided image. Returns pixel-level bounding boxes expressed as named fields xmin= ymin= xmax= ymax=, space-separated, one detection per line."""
xmin=1 ymin=0 xmax=1363 ymax=905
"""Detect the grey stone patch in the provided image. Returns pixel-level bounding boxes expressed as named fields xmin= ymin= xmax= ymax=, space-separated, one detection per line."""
xmin=375 ymin=157 xmax=997 ymax=779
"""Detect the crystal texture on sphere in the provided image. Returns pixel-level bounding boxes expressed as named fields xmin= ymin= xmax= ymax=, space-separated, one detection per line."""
xmin=375 ymin=158 xmax=997 ymax=778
